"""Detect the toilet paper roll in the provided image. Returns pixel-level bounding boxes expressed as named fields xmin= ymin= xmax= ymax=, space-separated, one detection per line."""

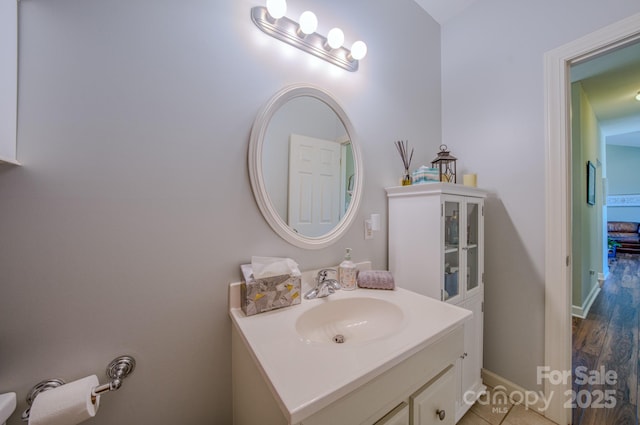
xmin=29 ymin=375 xmax=100 ymax=425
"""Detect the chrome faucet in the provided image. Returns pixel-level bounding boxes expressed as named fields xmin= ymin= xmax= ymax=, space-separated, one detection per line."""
xmin=304 ymin=269 xmax=341 ymax=299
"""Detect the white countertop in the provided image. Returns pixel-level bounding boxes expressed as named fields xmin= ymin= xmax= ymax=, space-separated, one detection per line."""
xmin=228 ymin=265 xmax=472 ymax=424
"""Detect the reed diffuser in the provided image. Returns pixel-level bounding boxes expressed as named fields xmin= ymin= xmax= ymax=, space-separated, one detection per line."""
xmin=394 ymin=140 xmax=414 ymax=186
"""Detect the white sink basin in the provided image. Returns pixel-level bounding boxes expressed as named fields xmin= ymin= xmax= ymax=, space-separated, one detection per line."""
xmin=295 ymin=297 xmax=405 ymax=344
xmin=0 ymin=392 xmax=16 ymax=424
xmin=229 ymin=266 xmax=472 ymax=424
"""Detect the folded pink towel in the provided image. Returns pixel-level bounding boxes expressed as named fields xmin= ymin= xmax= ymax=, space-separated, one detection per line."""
xmin=357 ymin=270 xmax=395 ymax=290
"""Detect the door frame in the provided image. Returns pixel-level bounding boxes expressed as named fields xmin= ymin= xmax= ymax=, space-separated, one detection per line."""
xmin=544 ymin=12 xmax=640 ymax=425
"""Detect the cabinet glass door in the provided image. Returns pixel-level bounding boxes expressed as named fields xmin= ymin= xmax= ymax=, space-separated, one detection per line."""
xmin=444 ymin=201 xmax=460 ymax=301
xmin=465 ymin=201 xmax=480 ymax=293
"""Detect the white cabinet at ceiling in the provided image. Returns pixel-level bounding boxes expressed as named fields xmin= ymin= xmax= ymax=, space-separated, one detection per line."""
xmin=0 ymin=0 xmax=19 ymax=165
xmin=386 ymin=183 xmax=487 ymax=423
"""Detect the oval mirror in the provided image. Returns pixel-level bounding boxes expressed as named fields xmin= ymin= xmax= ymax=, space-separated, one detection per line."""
xmin=248 ymin=84 xmax=363 ymax=249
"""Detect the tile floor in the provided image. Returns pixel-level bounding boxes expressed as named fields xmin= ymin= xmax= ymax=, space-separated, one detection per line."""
xmin=459 ymin=387 xmax=558 ymax=425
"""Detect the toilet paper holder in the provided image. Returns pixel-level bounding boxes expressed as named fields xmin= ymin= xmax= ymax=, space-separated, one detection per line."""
xmin=21 ymin=355 xmax=136 ymax=422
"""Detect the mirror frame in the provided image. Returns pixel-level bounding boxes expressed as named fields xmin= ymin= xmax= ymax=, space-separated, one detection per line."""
xmin=248 ymin=84 xmax=363 ymax=249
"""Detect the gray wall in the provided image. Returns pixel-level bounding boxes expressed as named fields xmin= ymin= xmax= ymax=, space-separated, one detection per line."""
xmin=441 ymin=0 xmax=640 ymax=391
xmin=607 ymin=144 xmax=640 ymax=221
xmin=570 ymin=82 xmax=603 ymax=312
xmin=0 ymin=0 xmax=441 ymax=424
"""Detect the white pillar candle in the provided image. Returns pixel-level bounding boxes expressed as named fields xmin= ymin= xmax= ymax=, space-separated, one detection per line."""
xmin=463 ymin=173 xmax=477 ymax=187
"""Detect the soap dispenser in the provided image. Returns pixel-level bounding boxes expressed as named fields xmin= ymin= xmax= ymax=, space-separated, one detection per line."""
xmin=339 ymin=248 xmax=357 ymax=291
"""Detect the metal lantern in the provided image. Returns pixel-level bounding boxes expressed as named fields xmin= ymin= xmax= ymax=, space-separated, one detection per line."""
xmin=431 ymin=144 xmax=457 ymax=183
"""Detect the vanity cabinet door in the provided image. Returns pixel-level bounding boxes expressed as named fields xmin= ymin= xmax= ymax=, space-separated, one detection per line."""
xmin=374 ymin=402 xmax=409 ymax=425
xmin=411 ymin=367 xmax=455 ymax=425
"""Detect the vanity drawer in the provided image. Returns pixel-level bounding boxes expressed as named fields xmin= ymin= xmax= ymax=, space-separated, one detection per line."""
xmin=411 ymin=366 xmax=455 ymax=425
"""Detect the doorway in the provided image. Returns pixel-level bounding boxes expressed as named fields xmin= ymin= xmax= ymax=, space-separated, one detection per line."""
xmin=569 ymin=38 xmax=640 ymax=318
xmin=569 ymin=39 xmax=640 ymax=425
xmin=544 ymin=12 xmax=640 ymax=425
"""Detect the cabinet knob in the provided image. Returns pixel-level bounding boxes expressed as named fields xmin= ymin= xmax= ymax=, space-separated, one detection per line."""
xmin=436 ymin=409 xmax=446 ymax=421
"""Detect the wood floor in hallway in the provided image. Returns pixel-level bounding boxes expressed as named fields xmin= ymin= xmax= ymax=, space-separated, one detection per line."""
xmin=572 ymin=254 xmax=640 ymax=425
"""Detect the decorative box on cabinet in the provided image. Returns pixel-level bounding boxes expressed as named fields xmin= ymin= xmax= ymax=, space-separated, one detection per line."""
xmin=386 ymin=183 xmax=487 ymax=423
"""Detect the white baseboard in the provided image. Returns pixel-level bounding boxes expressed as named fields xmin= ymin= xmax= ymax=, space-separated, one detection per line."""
xmin=571 ymin=283 xmax=601 ymax=319
xmin=599 ymin=271 xmax=608 ymax=284
xmin=481 ymin=369 xmax=548 ymax=414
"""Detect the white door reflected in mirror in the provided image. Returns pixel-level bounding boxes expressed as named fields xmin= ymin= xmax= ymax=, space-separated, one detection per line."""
xmin=288 ymin=134 xmax=343 ymax=237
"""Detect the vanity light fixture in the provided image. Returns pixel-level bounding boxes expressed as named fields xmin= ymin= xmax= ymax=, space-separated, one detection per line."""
xmin=251 ymin=1 xmax=367 ymax=72
xmin=636 ymin=90 xmax=640 ymax=101
xmin=350 ymin=40 xmax=368 ymax=61
xmin=326 ymin=28 xmax=345 ymax=49
xmin=266 ymin=0 xmax=286 ymax=20
xmin=298 ymin=11 xmax=318 ymax=36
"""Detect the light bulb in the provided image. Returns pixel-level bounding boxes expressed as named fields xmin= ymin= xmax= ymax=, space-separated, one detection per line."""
xmin=326 ymin=28 xmax=344 ymax=49
xmin=299 ymin=11 xmax=318 ymax=35
xmin=636 ymin=91 xmax=640 ymax=102
xmin=266 ymin=0 xmax=287 ymax=19
xmin=350 ymin=40 xmax=367 ymax=60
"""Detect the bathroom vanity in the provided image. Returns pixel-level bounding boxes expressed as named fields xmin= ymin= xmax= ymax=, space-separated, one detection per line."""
xmin=229 ymin=265 xmax=471 ymax=425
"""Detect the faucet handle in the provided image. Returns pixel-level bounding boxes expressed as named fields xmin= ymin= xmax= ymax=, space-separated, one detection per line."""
xmin=324 ymin=279 xmax=341 ymax=291
xmin=317 ymin=268 xmax=337 ymax=282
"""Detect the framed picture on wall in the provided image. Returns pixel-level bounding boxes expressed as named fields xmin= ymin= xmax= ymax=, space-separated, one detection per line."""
xmin=587 ymin=161 xmax=596 ymax=205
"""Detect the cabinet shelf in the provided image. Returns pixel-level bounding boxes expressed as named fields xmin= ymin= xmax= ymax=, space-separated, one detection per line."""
xmin=445 ymin=244 xmax=479 ymax=254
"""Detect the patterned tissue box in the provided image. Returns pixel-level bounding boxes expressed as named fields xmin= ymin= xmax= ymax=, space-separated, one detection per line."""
xmin=412 ymin=165 xmax=440 ymax=184
xmin=240 ymin=264 xmax=301 ymax=316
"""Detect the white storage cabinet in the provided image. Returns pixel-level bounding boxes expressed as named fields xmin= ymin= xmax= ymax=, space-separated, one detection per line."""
xmin=386 ymin=183 xmax=487 ymax=423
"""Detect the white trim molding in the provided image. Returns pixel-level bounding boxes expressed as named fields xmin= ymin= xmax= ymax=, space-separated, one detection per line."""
xmin=571 ymin=284 xmax=601 ymax=319
xmin=607 ymin=194 xmax=640 ymax=207
xmin=544 ymin=12 xmax=640 ymax=425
